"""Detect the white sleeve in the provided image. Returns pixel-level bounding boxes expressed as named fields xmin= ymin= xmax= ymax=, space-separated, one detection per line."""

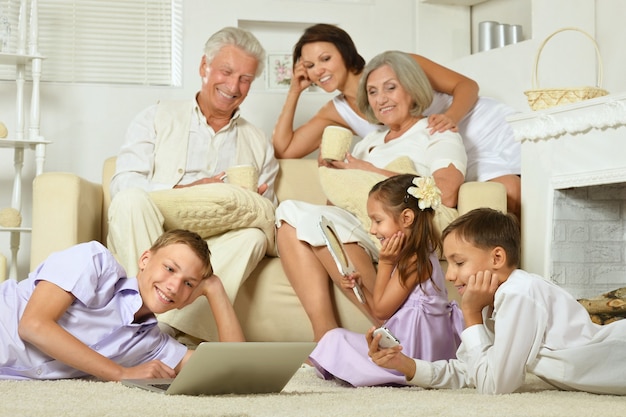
xmin=458 ymin=289 xmax=548 ymax=394
xmin=425 ymin=130 xmax=467 ymax=177
xmin=110 ymin=104 xmax=171 ymax=198
xmin=257 ymin=134 xmax=279 ymax=206
xmin=407 ymin=357 xmax=472 ymax=389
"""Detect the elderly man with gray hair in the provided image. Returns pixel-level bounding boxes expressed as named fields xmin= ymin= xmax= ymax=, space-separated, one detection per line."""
xmin=107 ymin=27 xmax=278 ymax=344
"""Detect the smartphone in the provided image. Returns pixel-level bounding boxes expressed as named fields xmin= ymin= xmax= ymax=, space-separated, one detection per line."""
xmin=373 ymin=326 xmax=400 ymax=348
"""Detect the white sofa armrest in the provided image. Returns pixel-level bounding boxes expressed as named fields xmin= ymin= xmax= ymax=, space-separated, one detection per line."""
xmin=31 ymin=173 xmax=104 ymax=269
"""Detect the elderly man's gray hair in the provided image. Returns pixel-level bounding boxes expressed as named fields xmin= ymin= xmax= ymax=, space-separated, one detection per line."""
xmin=204 ymin=27 xmax=266 ymax=78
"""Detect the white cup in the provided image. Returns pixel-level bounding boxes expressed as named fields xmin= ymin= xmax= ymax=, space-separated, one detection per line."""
xmin=226 ymin=165 xmax=258 ymax=191
xmin=320 ymin=126 xmax=353 ymax=162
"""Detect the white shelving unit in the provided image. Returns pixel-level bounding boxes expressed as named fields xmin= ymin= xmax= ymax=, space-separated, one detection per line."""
xmin=0 ymin=0 xmax=50 ymax=281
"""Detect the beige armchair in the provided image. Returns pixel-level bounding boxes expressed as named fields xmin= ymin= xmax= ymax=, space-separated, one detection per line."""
xmin=31 ymin=157 xmax=507 ymax=341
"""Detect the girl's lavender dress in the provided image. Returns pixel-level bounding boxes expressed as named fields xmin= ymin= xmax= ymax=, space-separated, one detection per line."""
xmin=309 ymin=252 xmax=464 ymax=387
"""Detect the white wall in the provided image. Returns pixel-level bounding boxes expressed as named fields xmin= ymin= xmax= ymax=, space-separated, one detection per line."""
xmin=1 ymin=0 xmax=625 ymax=278
xmin=0 ymin=0 xmax=417 ymax=278
xmin=443 ymin=0 xmax=626 ymax=111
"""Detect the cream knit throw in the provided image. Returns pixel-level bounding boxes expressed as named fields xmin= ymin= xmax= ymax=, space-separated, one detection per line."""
xmin=150 ymin=183 xmax=277 ymax=255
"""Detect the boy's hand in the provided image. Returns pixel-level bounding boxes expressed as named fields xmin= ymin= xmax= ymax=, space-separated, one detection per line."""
xmin=180 ymin=274 xmax=222 ymax=308
xmin=188 ymin=274 xmax=245 ymax=342
xmin=461 ymin=270 xmax=500 ymax=327
xmin=119 ymin=360 xmax=177 ymax=380
xmin=365 ymin=327 xmax=416 ymax=379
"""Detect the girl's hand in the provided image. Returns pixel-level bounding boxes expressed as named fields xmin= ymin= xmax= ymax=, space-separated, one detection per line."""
xmin=341 ymin=271 xmax=361 ymax=291
xmin=378 ymin=231 xmax=404 ymax=266
xmin=365 ymin=327 xmax=407 ymax=372
xmin=427 ymin=113 xmax=458 ymax=134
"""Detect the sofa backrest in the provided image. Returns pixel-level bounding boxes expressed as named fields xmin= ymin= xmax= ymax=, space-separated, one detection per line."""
xmin=100 ymin=156 xmax=327 ymax=242
xmin=273 ymin=158 xmax=326 ymax=205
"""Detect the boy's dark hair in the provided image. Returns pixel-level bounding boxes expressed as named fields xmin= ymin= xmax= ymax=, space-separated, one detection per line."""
xmin=442 ymin=208 xmax=521 ymax=268
xmin=369 ymin=174 xmax=440 ymax=288
xmin=149 ymin=229 xmax=213 ymax=279
xmin=293 ymin=23 xmax=365 ymax=75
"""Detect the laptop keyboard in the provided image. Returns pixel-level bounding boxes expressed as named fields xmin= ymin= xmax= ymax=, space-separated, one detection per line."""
xmin=149 ymin=383 xmax=171 ymax=391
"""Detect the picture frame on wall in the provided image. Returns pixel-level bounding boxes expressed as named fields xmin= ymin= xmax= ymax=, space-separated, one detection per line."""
xmin=266 ymin=52 xmax=293 ymax=90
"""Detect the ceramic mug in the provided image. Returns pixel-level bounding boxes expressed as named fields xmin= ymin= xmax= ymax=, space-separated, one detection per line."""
xmin=320 ymin=125 xmax=353 ymax=162
xmin=225 ymin=164 xmax=258 ymax=191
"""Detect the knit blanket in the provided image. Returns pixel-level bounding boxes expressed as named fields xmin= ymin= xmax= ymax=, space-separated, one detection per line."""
xmin=150 ymin=183 xmax=276 ymax=255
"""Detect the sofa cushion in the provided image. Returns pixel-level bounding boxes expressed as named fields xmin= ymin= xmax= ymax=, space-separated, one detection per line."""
xmin=149 ymin=183 xmax=277 ymax=255
xmin=319 ymin=156 xmax=418 ymax=229
xmin=318 ymin=157 xmax=458 ymax=243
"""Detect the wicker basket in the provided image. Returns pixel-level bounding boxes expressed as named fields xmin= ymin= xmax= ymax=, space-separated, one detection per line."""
xmin=524 ymin=27 xmax=609 ymax=111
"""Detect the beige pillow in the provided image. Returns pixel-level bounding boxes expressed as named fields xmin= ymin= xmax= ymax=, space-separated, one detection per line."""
xmin=150 ymin=183 xmax=276 ymax=255
xmin=318 ymin=157 xmax=457 ymax=249
xmin=319 ymin=157 xmax=417 ymax=227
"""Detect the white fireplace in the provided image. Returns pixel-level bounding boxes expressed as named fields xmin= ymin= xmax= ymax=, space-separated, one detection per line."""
xmin=508 ymin=93 xmax=626 ymax=299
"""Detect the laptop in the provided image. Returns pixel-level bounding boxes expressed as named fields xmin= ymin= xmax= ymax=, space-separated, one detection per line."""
xmin=122 ymin=341 xmax=316 ymax=396
xmin=319 ymin=215 xmax=366 ymax=304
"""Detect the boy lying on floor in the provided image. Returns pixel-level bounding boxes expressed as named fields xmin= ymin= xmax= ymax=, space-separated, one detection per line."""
xmin=0 ymin=229 xmax=244 ymax=380
xmin=368 ymin=208 xmax=626 ymax=395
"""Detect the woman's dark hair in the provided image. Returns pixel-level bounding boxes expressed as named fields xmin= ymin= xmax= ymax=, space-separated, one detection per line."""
xmin=369 ymin=174 xmax=440 ymax=288
xmin=293 ymin=23 xmax=365 ymax=75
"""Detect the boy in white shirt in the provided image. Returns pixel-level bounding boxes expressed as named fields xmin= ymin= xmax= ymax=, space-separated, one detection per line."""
xmin=367 ymin=207 xmax=626 ymax=395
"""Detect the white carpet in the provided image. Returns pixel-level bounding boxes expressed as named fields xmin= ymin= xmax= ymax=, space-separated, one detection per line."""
xmin=1 ymin=365 xmax=624 ymax=417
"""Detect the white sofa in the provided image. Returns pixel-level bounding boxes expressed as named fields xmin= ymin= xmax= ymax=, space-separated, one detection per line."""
xmin=31 ymin=157 xmax=507 ymax=341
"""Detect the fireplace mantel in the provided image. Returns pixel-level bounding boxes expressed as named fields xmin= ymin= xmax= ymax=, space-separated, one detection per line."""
xmin=508 ymin=93 xmax=626 ymax=285
xmin=510 ymin=93 xmax=626 ymax=143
